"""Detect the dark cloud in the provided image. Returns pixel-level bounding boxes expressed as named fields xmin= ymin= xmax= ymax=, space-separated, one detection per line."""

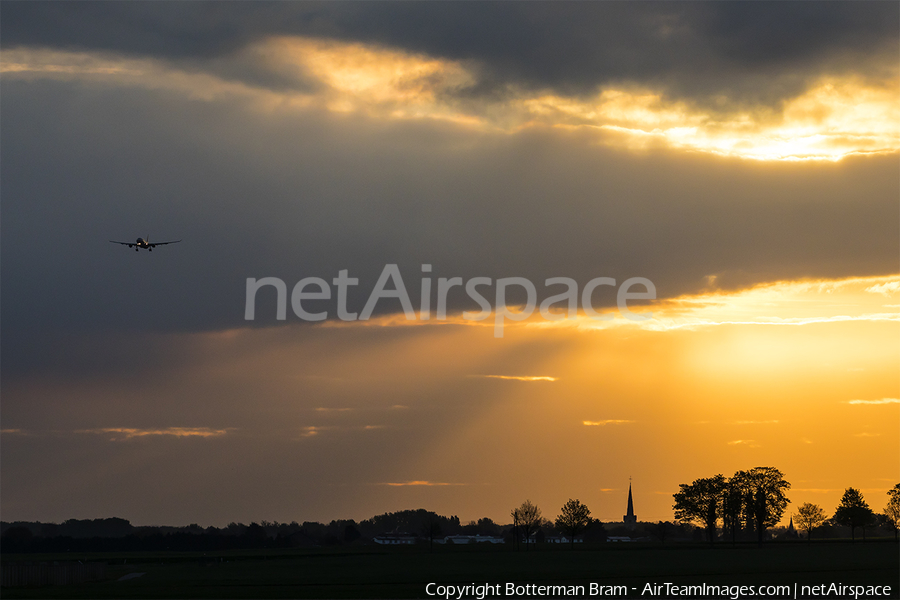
xmin=2 ymin=2 xmax=896 ymax=107
xmin=2 ymin=74 xmax=897 ymax=380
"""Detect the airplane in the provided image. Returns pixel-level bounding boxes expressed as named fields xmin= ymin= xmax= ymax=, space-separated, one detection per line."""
xmin=110 ymin=236 xmax=181 ymax=251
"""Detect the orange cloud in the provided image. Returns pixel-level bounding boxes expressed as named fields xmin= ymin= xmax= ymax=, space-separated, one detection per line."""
xmin=80 ymin=427 xmax=230 ymax=439
xmin=847 ymin=398 xmax=899 ymax=405
xmin=474 ymin=375 xmax=558 ymax=382
xmin=378 ymin=481 xmax=466 ymax=487
xmin=4 ymin=44 xmax=897 ymax=161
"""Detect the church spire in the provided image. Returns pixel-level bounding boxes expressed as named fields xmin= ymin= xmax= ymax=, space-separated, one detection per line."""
xmin=623 ymin=477 xmax=637 ymax=530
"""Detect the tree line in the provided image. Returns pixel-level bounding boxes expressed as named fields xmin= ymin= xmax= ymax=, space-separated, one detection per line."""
xmin=1 ymin=502 xmax=615 ymax=555
xmin=509 ymin=499 xmax=600 ymax=550
xmin=795 ymin=485 xmax=900 ymax=542
xmin=4 ymin=475 xmax=897 ymax=554
xmin=0 ymin=511 xmax=459 ymax=554
xmin=0 ymin=507 xmax=607 ymax=554
xmin=672 ymin=466 xmax=900 ymax=544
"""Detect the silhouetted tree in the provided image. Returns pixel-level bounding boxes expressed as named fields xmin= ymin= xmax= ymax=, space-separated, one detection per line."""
xmin=555 ymin=499 xmax=591 ymax=548
xmin=650 ymin=521 xmax=672 ymax=543
xmin=423 ymin=516 xmax=442 ymax=552
xmin=511 ymin=500 xmax=542 ymax=551
xmin=242 ymin=523 xmax=268 ymax=547
xmin=834 ymin=487 xmax=875 ymax=541
xmin=225 ymin=522 xmax=246 ymax=536
xmin=881 ymin=483 xmax=900 ymax=541
xmin=673 ymin=474 xmax=726 ymax=543
xmin=358 ymin=509 xmax=459 ymax=540
xmin=739 ymin=467 xmax=791 ymax=545
xmin=793 ymin=502 xmax=827 ymax=543
xmin=476 ymin=517 xmax=501 ymax=537
xmin=583 ymin=518 xmax=607 ymax=542
xmin=1 ymin=526 xmax=33 ymax=552
xmin=1 ymin=526 xmax=32 ymax=542
xmin=722 ymin=475 xmax=749 ymax=545
xmin=343 ymin=524 xmax=360 ymax=543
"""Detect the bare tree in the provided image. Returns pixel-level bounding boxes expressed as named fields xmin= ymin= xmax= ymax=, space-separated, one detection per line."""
xmin=423 ymin=515 xmax=442 ymax=552
xmin=555 ymin=499 xmax=591 ymax=548
xmin=793 ymin=502 xmax=826 ymax=543
xmin=511 ymin=500 xmax=542 ymax=551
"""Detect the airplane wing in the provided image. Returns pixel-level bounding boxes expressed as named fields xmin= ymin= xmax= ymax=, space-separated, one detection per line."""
xmin=148 ymin=240 xmax=181 ymax=247
xmin=110 ymin=241 xmax=135 ymax=247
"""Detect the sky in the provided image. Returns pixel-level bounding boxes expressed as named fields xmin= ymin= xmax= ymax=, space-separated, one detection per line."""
xmin=1 ymin=2 xmax=898 ymax=528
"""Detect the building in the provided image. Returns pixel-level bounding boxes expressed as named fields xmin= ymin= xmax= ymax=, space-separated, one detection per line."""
xmin=546 ymin=536 xmax=583 ymax=544
xmin=373 ymin=532 xmax=417 ymax=545
xmin=442 ymin=534 xmax=505 ymax=545
xmin=623 ymin=480 xmax=637 ymax=530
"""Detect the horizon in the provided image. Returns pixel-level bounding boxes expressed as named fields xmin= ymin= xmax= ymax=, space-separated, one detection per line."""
xmin=1 ymin=2 xmax=898 ymax=531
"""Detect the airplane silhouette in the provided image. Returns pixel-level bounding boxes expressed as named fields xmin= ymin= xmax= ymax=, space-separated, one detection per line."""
xmin=110 ymin=236 xmax=181 ymax=251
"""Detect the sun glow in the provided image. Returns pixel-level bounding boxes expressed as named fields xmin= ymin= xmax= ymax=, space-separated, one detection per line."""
xmin=9 ymin=271 xmax=896 ymax=521
xmin=311 ymin=274 xmax=900 ymax=337
xmin=519 ymin=79 xmax=900 ymax=161
xmin=639 ymin=274 xmax=900 ymax=330
xmin=475 ymin=375 xmax=558 ymax=382
xmin=259 ymin=37 xmax=475 ymax=116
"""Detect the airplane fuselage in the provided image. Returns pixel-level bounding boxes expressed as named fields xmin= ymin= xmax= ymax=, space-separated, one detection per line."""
xmin=110 ymin=236 xmax=181 ymax=251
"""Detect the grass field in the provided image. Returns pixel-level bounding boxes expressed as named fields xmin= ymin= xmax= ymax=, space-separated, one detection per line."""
xmin=2 ymin=540 xmax=898 ymax=599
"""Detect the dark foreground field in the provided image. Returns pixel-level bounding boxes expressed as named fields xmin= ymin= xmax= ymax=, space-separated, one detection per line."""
xmin=3 ymin=540 xmax=898 ymax=599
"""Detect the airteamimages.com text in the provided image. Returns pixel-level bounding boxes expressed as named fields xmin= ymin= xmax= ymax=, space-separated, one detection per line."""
xmin=424 ymin=581 xmax=894 ymax=600
xmin=245 ymin=264 xmax=656 ymax=337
